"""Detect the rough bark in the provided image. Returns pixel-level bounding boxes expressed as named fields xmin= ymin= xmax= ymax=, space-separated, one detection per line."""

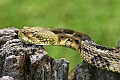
xmin=0 ymin=28 xmax=69 ymax=80
xmin=73 ymin=61 xmax=120 ymax=80
xmin=0 ymin=27 xmax=120 ymax=80
xmin=73 ymin=39 xmax=120 ymax=80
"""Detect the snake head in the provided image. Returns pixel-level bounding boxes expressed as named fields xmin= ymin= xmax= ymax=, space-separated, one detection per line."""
xmin=18 ymin=27 xmax=58 ymax=45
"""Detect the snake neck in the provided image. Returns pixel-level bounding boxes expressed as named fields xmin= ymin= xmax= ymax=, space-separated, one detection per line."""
xmin=49 ymin=28 xmax=92 ymax=50
xmin=50 ymin=28 xmax=117 ymax=52
xmin=50 ymin=28 xmax=120 ymax=73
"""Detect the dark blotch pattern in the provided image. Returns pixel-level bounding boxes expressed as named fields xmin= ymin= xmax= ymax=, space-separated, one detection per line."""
xmin=78 ymin=46 xmax=81 ymax=52
xmin=91 ymin=55 xmax=110 ymax=68
xmin=66 ymin=38 xmax=73 ymax=42
xmin=91 ymin=58 xmax=95 ymax=64
xmin=74 ymin=33 xmax=92 ymax=41
xmin=90 ymin=43 xmax=114 ymax=51
xmin=102 ymin=65 xmax=106 ymax=68
xmin=82 ymin=47 xmax=89 ymax=53
xmin=74 ymin=39 xmax=79 ymax=44
xmin=65 ymin=38 xmax=73 ymax=47
xmin=64 ymin=29 xmax=74 ymax=34
xmin=74 ymin=34 xmax=82 ymax=38
xmin=105 ymin=59 xmax=110 ymax=66
xmin=52 ymin=30 xmax=62 ymax=34
xmin=96 ymin=45 xmax=108 ymax=50
xmin=60 ymin=36 xmax=64 ymax=39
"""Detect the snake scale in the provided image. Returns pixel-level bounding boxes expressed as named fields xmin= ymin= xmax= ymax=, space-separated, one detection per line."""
xmin=18 ymin=27 xmax=120 ymax=73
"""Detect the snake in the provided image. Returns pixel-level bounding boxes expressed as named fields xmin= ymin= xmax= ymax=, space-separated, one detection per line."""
xmin=18 ymin=27 xmax=120 ymax=73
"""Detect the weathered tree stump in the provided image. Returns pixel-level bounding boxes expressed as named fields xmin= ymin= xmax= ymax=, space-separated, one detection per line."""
xmin=73 ymin=39 xmax=120 ymax=80
xmin=0 ymin=27 xmax=120 ymax=80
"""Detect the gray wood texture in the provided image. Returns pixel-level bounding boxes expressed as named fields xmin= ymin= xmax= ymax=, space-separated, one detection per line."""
xmin=0 ymin=28 xmax=120 ymax=80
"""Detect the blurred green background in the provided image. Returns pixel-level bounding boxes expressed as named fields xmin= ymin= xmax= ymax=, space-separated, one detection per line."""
xmin=0 ymin=0 xmax=120 ymax=71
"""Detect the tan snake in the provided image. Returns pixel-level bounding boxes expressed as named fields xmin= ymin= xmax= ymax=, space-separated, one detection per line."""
xmin=18 ymin=27 xmax=120 ymax=73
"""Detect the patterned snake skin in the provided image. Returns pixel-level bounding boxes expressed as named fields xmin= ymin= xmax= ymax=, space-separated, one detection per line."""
xmin=18 ymin=27 xmax=120 ymax=73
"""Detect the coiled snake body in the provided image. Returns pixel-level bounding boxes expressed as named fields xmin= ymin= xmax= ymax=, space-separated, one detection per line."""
xmin=18 ymin=27 xmax=120 ymax=73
